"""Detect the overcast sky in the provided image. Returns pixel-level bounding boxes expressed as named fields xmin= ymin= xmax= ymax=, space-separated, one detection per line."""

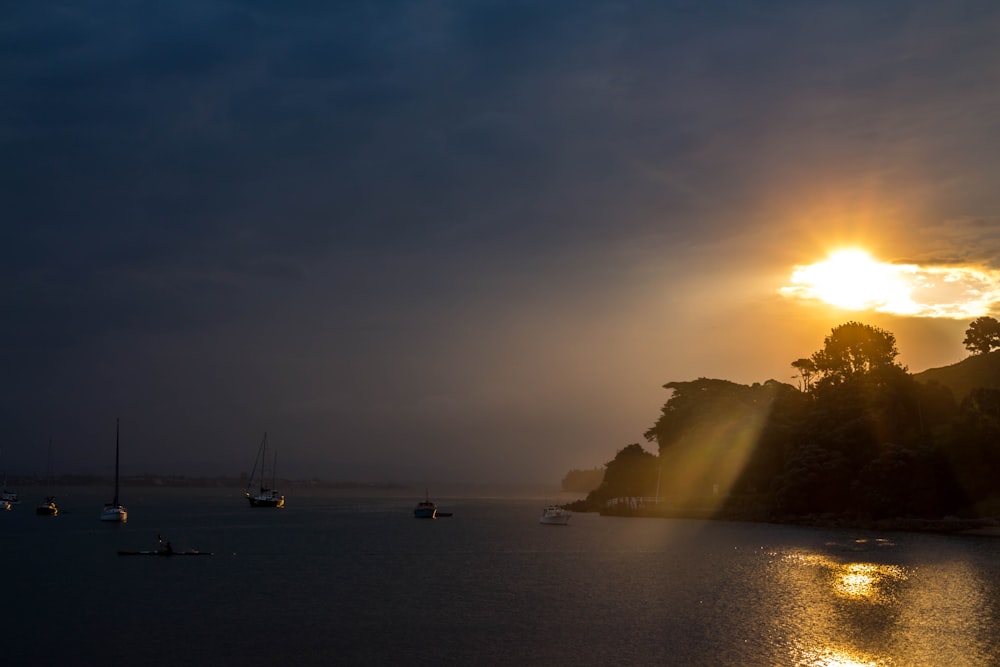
xmin=3 ymin=1 xmax=1000 ymax=484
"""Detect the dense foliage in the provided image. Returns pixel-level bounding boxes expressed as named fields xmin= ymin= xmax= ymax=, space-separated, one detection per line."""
xmin=570 ymin=321 xmax=1000 ymax=520
xmin=963 ymin=316 xmax=1000 ymax=355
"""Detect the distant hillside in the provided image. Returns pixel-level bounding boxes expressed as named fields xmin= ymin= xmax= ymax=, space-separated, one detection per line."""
xmin=913 ymin=350 xmax=1000 ymax=400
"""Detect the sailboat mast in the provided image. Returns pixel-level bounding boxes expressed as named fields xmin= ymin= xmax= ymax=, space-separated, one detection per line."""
xmin=271 ymin=450 xmax=277 ymax=491
xmin=113 ymin=418 xmax=120 ymax=506
xmin=261 ymin=432 xmax=267 ymax=493
xmin=46 ymin=436 xmax=53 ymax=489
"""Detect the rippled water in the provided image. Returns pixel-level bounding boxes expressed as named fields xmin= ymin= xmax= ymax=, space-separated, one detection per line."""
xmin=4 ymin=487 xmax=1000 ymax=666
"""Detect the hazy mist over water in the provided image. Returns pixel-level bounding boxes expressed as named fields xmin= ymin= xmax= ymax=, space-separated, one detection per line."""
xmin=5 ymin=487 xmax=1000 ymax=666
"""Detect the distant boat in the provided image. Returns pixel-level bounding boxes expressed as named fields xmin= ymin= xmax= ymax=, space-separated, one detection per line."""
xmin=539 ymin=505 xmax=571 ymax=525
xmin=118 ymin=550 xmax=212 ymax=557
xmin=35 ymin=496 xmax=58 ymax=517
xmin=1 ymin=449 xmax=18 ymax=505
xmin=245 ymin=432 xmax=285 ymax=508
xmin=118 ymin=535 xmax=211 ymax=557
xmin=414 ymin=491 xmax=437 ymax=519
xmin=99 ymin=418 xmax=127 ymax=522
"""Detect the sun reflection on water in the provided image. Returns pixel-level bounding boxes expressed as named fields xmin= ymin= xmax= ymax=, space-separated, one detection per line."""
xmin=797 ymin=645 xmax=887 ymax=667
xmin=834 ymin=563 xmax=908 ymax=602
xmin=776 ymin=548 xmax=914 ymax=666
xmin=780 ymin=551 xmax=908 ymax=605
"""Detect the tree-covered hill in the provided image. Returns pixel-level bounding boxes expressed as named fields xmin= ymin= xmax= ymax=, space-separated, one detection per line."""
xmin=567 ymin=321 xmax=1000 ymax=524
xmin=913 ymin=349 xmax=1000 ymax=401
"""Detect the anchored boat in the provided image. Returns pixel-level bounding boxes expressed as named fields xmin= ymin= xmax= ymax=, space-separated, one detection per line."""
xmin=245 ymin=432 xmax=285 ymax=508
xmin=414 ymin=490 xmax=437 ymax=518
xmin=99 ymin=418 xmax=127 ymax=522
xmin=539 ymin=505 xmax=571 ymax=525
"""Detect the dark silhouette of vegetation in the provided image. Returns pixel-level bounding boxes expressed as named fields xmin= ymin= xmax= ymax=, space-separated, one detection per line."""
xmin=963 ymin=316 xmax=1000 ymax=355
xmin=809 ymin=321 xmax=902 ymax=388
xmin=912 ymin=350 xmax=1000 ymax=401
xmin=568 ymin=320 xmax=1000 ymax=526
xmin=790 ymin=358 xmax=816 ymax=392
xmin=561 ymin=467 xmax=605 ymax=493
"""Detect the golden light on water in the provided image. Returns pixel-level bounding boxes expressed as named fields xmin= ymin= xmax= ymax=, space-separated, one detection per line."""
xmin=833 ymin=562 xmax=908 ymax=603
xmin=779 ymin=248 xmax=1000 ymax=318
xmin=798 ymin=647 xmax=883 ymax=667
xmin=779 ymin=549 xmax=909 ymax=667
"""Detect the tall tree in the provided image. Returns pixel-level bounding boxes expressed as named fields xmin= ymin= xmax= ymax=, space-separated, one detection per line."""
xmin=810 ymin=321 xmax=901 ymax=387
xmin=791 ymin=358 xmax=817 ymax=392
xmin=962 ymin=316 xmax=1000 ymax=355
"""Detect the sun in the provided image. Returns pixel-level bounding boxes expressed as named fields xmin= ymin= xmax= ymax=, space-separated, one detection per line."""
xmin=783 ymin=249 xmax=917 ymax=312
xmin=781 ymin=248 xmax=1000 ymax=318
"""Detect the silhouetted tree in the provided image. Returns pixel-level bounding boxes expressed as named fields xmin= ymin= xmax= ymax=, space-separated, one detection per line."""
xmin=810 ymin=321 xmax=902 ymax=388
xmin=791 ymin=358 xmax=817 ymax=392
xmin=962 ymin=316 xmax=1000 ymax=355
xmin=573 ymin=444 xmax=659 ymax=509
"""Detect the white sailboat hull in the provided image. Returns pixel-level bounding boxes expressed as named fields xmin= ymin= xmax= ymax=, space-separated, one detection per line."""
xmin=100 ymin=505 xmax=127 ymax=522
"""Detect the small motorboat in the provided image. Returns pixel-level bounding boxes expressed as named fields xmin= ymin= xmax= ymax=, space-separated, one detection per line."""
xmin=35 ymin=496 xmax=59 ymax=516
xmin=539 ymin=505 xmax=571 ymax=525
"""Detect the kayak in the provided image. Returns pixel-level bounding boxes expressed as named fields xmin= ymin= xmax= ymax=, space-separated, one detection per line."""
xmin=117 ymin=550 xmax=212 ymax=556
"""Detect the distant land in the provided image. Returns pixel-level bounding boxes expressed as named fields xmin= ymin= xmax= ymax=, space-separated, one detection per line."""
xmin=4 ymin=473 xmax=407 ymax=490
xmin=912 ymin=350 xmax=1000 ymax=398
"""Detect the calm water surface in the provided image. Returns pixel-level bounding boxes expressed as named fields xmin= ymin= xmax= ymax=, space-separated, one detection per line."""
xmin=4 ymin=487 xmax=1000 ymax=666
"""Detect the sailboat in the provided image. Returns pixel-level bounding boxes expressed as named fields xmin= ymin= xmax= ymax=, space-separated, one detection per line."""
xmin=245 ymin=432 xmax=284 ymax=508
xmin=99 ymin=418 xmax=127 ymax=522
xmin=1 ymin=448 xmax=18 ymax=505
xmin=35 ymin=438 xmax=59 ymax=516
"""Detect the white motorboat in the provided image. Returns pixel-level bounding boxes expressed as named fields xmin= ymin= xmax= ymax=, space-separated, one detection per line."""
xmin=539 ymin=505 xmax=571 ymax=525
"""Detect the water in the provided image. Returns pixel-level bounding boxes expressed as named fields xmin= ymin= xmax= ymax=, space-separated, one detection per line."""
xmin=4 ymin=487 xmax=1000 ymax=666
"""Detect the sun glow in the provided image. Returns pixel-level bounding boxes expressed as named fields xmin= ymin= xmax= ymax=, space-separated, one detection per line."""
xmin=780 ymin=249 xmax=1000 ymax=318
